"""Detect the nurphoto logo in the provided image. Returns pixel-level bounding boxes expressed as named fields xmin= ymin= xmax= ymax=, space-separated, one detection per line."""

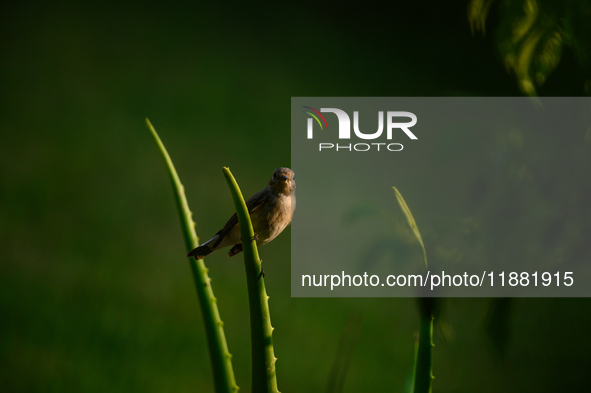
xmin=303 ymin=106 xmax=417 ymax=152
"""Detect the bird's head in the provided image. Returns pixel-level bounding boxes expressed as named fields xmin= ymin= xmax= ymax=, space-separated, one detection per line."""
xmin=268 ymin=167 xmax=295 ymax=196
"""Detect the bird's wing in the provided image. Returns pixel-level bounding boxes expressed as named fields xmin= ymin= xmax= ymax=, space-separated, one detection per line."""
xmin=211 ymin=189 xmax=269 ymax=248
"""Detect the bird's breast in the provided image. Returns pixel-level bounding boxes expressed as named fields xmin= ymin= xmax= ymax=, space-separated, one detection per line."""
xmin=251 ymin=194 xmax=293 ymax=245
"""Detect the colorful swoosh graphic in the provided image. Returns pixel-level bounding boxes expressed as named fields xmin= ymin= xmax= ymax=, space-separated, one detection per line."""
xmin=302 ymin=106 xmax=329 ymax=130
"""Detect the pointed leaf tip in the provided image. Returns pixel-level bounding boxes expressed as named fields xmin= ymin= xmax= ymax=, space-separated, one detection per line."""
xmin=392 ymin=187 xmax=428 ymax=269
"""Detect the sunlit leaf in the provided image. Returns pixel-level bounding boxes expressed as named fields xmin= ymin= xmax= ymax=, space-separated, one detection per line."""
xmin=469 ymin=0 xmax=591 ymax=95
xmin=393 ymin=187 xmax=428 ymax=269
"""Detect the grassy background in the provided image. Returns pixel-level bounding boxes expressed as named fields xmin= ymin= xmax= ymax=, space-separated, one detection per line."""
xmin=1 ymin=1 xmax=590 ymax=392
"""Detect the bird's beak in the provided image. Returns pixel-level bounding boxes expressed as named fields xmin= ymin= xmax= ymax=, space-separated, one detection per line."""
xmin=280 ymin=175 xmax=289 ymax=181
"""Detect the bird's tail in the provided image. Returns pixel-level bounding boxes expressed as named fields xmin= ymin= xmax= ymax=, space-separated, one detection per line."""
xmin=186 ymin=244 xmax=212 ymax=260
xmin=187 ymin=235 xmax=218 ymax=260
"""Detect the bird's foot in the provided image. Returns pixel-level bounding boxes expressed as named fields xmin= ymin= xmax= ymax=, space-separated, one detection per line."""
xmin=239 ymin=233 xmax=258 ymax=244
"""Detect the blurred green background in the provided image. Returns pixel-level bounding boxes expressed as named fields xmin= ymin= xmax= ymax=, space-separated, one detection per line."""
xmin=1 ymin=1 xmax=590 ymax=392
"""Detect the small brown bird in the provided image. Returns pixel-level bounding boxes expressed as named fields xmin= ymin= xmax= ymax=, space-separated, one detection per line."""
xmin=187 ymin=167 xmax=296 ymax=260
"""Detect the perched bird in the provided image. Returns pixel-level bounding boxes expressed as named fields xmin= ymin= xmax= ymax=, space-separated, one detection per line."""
xmin=187 ymin=167 xmax=296 ymax=260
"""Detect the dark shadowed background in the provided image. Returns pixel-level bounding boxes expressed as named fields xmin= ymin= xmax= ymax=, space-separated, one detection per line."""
xmin=1 ymin=1 xmax=590 ymax=392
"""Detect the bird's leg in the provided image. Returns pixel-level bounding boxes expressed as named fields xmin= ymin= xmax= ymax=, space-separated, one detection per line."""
xmin=228 ymin=244 xmax=243 ymax=257
xmin=256 ymin=259 xmax=265 ymax=282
